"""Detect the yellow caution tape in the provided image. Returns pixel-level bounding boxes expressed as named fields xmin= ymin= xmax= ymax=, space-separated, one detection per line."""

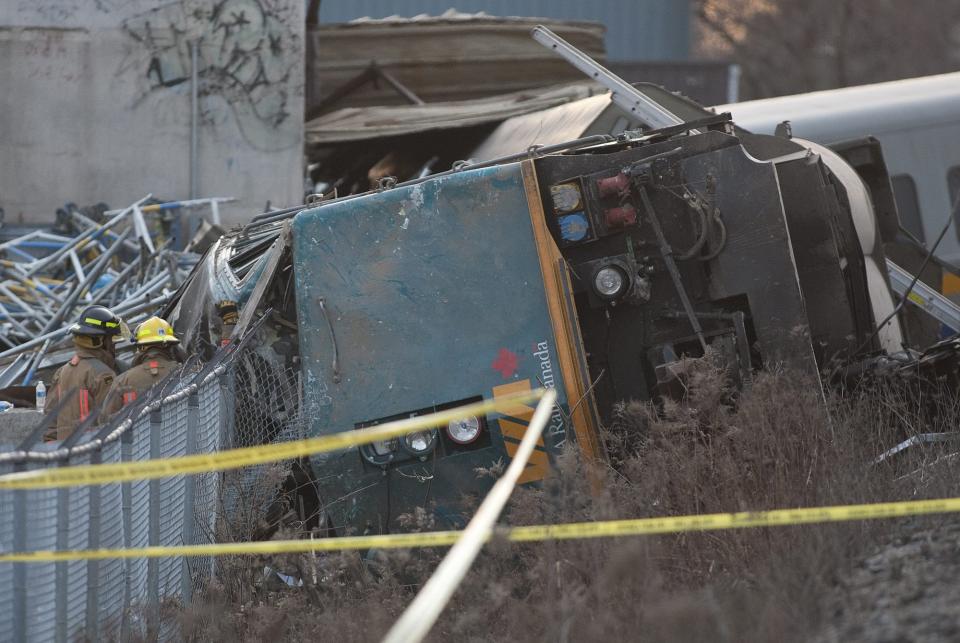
xmin=507 ymin=496 xmax=960 ymax=541
xmin=907 ymin=291 xmax=926 ymax=307
xmin=2 ymin=496 xmax=959 ymax=562
xmin=0 ymin=390 xmax=543 ymax=490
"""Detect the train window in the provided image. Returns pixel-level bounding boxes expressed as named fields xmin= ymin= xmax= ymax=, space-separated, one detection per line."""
xmin=949 ymin=166 xmax=960 ymax=210
xmin=890 ymin=174 xmax=924 ymax=243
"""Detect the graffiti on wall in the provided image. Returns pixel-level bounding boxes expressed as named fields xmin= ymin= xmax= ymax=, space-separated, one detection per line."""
xmin=118 ymin=0 xmax=302 ymax=151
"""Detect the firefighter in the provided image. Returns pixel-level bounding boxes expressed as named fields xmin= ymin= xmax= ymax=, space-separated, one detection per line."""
xmin=217 ymin=300 xmax=239 ymax=346
xmin=102 ymin=316 xmax=182 ymax=417
xmin=46 ymin=305 xmax=122 ymax=440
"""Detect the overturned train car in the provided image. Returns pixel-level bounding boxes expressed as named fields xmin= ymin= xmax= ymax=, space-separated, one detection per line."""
xmin=168 ymin=111 xmax=911 ymax=535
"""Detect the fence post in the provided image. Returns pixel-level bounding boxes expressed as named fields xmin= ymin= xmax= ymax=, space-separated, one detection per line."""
xmin=54 ymin=460 xmax=70 ymax=643
xmin=85 ymin=448 xmax=102 ymax=640
xmin=120 ymin=422 xmax=133 ymax=639
xmin=219 ymin=370 xmax=235 ymax=450
xmin=12 ymin=463 xmax=27 ymax=642
xmin=147 ymin=408 xmax=162 ymax=634
xmin=212 ymin=370 xmax=235 ymax=581
xmin=181 ymin=392 xmax=199 ymax=602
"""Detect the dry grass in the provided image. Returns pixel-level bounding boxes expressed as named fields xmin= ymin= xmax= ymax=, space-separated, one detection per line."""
xmin=175 ymin=359 xmax=960 ymax=642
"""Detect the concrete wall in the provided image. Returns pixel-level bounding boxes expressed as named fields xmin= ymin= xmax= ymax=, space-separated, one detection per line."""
xmin=0 ymin=0 xmax=304 ymax=225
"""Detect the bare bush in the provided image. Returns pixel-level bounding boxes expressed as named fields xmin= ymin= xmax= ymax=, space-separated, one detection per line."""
xmin=175 ymin=365 xmax=960 ymax=641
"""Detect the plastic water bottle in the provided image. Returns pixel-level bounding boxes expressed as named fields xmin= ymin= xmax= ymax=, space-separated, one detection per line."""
xmin=35 ymin=380 xmax=46 ymax=412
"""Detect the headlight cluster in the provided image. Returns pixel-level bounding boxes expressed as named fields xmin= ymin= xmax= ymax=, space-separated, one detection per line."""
xmin=360 ymin=414 xmax=484 ymax=466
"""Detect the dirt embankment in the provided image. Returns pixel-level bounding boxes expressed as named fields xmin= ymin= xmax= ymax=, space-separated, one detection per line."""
xmin=818 ymin=519 xmax=960 ymax=643
xmin=176 ymin=364 xmax=960 ymax=642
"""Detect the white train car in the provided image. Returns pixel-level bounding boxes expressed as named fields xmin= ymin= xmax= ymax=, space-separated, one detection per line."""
xmin=717 ymin=72 xmax=960 ymax=262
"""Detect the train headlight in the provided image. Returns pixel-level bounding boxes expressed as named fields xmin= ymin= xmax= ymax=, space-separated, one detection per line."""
xmin=446 ymin=416 xmax=481 ymax=444
xmin=593 ymin=265 xmax=628 ymax=299
xmin=402 ymin=429 xmax=437 ymax=457
xmin=371 ymin=438 xmax=398 ymax=457
xmin=361 ymin=436 xmax=399 ymax=466
xmin=550 ymin=182 xmax=582 ymax=213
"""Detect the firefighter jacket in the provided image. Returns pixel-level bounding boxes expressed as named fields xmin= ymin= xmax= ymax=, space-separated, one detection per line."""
xmin=102 ymin=348 xmax=180 ymax=418
xmin=46 ymin=347 xmax=117 ymax=440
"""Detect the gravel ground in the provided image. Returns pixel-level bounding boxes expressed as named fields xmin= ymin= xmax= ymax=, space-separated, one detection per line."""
xmin=818 ymin=519 xmax=960 ymax=643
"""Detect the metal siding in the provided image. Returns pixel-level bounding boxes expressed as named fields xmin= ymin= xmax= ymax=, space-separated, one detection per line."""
xmin=291 ymin=163 xmax=573 ymax=530
xmin=292 ymin=162 xmax=569 ymax=431
xmin=318 ymin=0 xmax=689 ymax=60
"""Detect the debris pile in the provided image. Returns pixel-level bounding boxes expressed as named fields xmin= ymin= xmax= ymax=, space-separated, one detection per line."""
xmin=0 ymin=196 xmax=231 ymax=390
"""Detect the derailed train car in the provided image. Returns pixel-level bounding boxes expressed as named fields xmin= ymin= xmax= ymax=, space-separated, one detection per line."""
xmin=162 ymin=91 xmax=955 ymax=536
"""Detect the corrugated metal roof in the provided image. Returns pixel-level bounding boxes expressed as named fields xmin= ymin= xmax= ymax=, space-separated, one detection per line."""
xmin=318 ymin=0 xmax=690 ymax=61
xmin=306 ymin=16 xmax=605 ymax=112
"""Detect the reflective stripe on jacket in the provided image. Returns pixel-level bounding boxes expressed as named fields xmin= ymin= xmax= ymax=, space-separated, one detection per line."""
xmin=102 ymin=350 xmax=180 ymax=419
xmin=46 ymin=348 xmax=117 ymax=441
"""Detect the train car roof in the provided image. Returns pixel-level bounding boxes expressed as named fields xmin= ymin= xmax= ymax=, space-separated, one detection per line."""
xmin=716 ymin=72 xmax=960 ymax=141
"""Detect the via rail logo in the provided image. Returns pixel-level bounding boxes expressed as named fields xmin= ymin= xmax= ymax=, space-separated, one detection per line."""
xmin=490 ymin=340 xmax=566 ymax=484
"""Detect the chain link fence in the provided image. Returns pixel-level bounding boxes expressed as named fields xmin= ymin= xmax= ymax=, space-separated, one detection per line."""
xmin=0 ymin=320 xmax=293 ymax=641
xmin=221 ymin=345 xmax=308 ymax=542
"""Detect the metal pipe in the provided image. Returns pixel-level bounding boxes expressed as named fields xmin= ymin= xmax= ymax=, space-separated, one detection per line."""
xmin=119 ymin=271 xmax=168 ymax=304
xmin=0 ymin=325 xmax=72 ymax=360
xmin=726 ymin=63 xmax=742 ymax=104
xmin=25 ymin=278 xmax=63 ymax=307
xmin=248 ymin=203 xmax=310 ymax=224
xmin=189 ymin=39 xmax=199 ymax=200
xmin=119 ymin=285 xmax=169 ymax=314
xmin=69 ymin=251 xmax=87 ymax=291
xmin=146 ymin=409 xmax=162 ymax=631
xmin=85 ymin=448 xmax=103 ymax=641
xmin=0 ymin=353 xmax=30 ymax=388
xmin=0 ymin=284 xmax=49 ymax=329
xmin=6 ymin=246 xmax=36 ymax=263
xmin=0 ymin=301 xmax=33 ymax=338
xmin=113 ymin=292 xmax=174 ymax=317
xmin=25 ymin=225 xmax=97 ymax=278
xmin=26 ymin=197 xmax=148 ymax=278
xmin=36 ymin=232 xmax=74 ymax=242
xmin=13 ymin=241 xmax=68 ymax=250
xmin=21 ymin=338 xmax=51 ymax=386
xmin=0 ymin=230 xmax=41 ymax=252
xmin=532 ymin=25 xmax=684 ymax=130
xmin=139 ymin=197 xmax=235 ymax=214
xmin=55 ymin=464 xmax=71 ymax=642
xmin=40 ymin=229 xmax=131 ymax=335
xmin=91 ymin=256 xmax=141 ymax=306
xmin=181 ymin=392 xmax=199 ymax=601
xmin=21 ymin=284 xmax=53 ymax=317
xmin=637 ymin=186 xmax=708 ymax=352
xmin=12 ymin=465 xmax=27 ymax=641
xmin=68 ymin=210 xmax=140 ymax=254
xmin=120 ymin=426 xmax=133 ymax=639
xmin=132 ymin=204 xmax=156 ymax=255
xmin=100 ymin=195 xmax=154 ymax=218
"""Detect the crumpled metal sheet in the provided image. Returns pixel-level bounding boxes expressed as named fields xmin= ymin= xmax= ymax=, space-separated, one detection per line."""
xmin=305 ymin=83 xmax=601 ymax=143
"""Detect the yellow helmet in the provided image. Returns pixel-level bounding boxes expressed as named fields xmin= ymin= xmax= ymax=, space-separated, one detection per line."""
xmin=134 ymin=317 xmax=180 ymax=346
